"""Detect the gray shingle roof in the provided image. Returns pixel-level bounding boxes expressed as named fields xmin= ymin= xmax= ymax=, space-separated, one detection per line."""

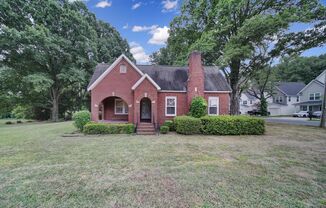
xmin=88 ymin=63 xmax=231 ymax=91
xmin=276 ymin=82 xmax=306 ymax=96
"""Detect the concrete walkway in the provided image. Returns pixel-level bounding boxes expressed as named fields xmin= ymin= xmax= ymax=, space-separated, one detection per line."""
xmin=264 ymin=117 xmax=320 ymax=126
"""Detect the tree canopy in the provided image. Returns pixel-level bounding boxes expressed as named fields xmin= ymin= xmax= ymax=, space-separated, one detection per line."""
xmin=0 ymin=0 xmax=133 ymax=121
xmin=154 ymin=0 xmax=326 ymax=114
xmin=273 ymin=54 xmax=326 ymax=84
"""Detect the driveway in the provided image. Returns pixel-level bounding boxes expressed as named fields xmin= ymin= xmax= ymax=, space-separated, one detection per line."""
xmin=264 ymin=117 xmax=320 ymax=126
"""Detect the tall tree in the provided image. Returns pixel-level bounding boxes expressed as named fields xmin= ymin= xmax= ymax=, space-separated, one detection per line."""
xmin=165 ymin=0 xmax=326 ymax=114
xmin=0 ymin=0 xmax=133 ymax=121
xmin=273 ymin=54 xmax=326 ymax=84
xmin=150 ymin=47 xmax=174 ymax=65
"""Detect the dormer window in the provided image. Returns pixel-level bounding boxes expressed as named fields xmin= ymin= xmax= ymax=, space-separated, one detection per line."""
xmin=120 ymin=64 xmax=127 ymax=73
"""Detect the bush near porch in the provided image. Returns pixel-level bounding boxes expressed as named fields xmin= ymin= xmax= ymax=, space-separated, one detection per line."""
xmin=83 ymin=122 xmax=134 ymax=134
xmin=173 ymin=115 xmax=265 ymax=135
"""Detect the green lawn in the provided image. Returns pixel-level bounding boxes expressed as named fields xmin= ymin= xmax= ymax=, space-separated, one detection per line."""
xmin=0 ymin=121 xmax=325 ymax=207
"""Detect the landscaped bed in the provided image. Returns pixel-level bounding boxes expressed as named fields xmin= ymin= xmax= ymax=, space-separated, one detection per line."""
xmin=0 ymin=121 xmax=325 ymax=207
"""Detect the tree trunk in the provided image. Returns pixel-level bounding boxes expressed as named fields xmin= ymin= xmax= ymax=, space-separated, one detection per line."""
xmin=51 ymin=89 xmax=60 ymax=122
xmin=320 ymin=71 xmax=326 ymax=128
xmin=229 ymin=60 xmax=241 ymax=115
xmin=260 ymin=96 xmax=268 ymax=116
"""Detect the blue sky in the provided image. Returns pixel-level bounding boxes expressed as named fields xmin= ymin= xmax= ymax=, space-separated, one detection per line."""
xmin=84 ymin=0 xmax=326 ymax=63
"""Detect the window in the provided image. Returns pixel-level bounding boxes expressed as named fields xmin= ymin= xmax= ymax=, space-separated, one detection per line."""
xmin=309 ymin=93 xmax=321 ymax=100
xmin=297 ymin=96 xmax=299 ymax=102
xmin=301 ymin=105 xmax=307 ymax=111
xmin=288 ymin=96 xmax=291 ymax=102
xmin=250 ymin=100 xmax=253 ymax=105
xmin=309 ymin=106 xmax=313 ymax=111
xmin=120 ymin=64 xmax=127 ymax=73
xmin=208 ymin=97 xmax=219 ymax=115
xmin=115 ymin=99 xmax=128 ymax=114
xmin=243 ymin=100 xmax=248 ymax=105
xmin=165 ymin=96 xmax=176 ymax=116
xmin=276 ymin=96 xmax=283 ymax=103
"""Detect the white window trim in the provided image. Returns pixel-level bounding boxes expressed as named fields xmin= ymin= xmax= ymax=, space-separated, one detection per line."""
xmin=208 ymin=97 xmax=219 ymax=116
xmin=309 ymin=92 xmax=321 ymax=101
xmin=165 ymin=96 xmax=177 ymax=116
xmin=120 ymin=64 xmax=127 ymax=73
xmin=114 ymin=99 xmax=128 ymax=115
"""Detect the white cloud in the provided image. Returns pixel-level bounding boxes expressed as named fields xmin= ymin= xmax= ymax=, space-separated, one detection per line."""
xmin=95 ymin=0 xmax=112 ymax=8
xmin=123 ymin=23 xmax=129 ymax=29
xmin=132 ymin=2 xmax=141 ymax=10
xmin=162 ymin=0 xmax=178 ymax=12
xmin=148 ymin=26 xmax=169 ymax=45
xmin=132 ymin=25 xmax=158 ymax=32
xmin=129 ymin=42 xmax=150 ymax=63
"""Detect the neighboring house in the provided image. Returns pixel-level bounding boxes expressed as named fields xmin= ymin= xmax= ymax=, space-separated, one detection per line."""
xmin=87 ymin=52 xmax=231 ymax=128
xmin=267 ymin=82 xmax=305 ymax=115
xmin=295 ymin=70 xmax=325 ymax=113
xmin=239 ymin=92 xmax=259 ymax=114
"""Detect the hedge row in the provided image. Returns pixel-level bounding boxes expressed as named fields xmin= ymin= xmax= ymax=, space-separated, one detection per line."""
xmin=200 ymin=116 xmax=265 ymax=135
xmin=83 ymin=122 xmax=134 ymax=134
xmin=174 ymin=116 xmax=202 ymax=135
xmin=173 ymin=115 xmax=265 ymax=135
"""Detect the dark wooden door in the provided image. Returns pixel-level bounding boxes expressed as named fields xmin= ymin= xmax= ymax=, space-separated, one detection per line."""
xmin=140 ymin=98 xmax=151 ymax=122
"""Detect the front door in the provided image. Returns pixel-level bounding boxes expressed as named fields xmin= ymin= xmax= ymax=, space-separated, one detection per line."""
xmin=140 ymin=98 xmax=151 ymax=122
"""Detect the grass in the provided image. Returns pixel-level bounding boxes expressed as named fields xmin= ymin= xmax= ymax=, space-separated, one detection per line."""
xmin=0 ymin=121 xmax=325 ymax=207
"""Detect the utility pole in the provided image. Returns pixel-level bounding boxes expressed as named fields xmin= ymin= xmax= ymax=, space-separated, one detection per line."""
xmin=320 ymin=70 xmax=326 ymax=128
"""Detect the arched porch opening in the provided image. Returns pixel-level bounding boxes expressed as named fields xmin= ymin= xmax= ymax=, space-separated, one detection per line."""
xmin=99 ymin=96 xmax=129 ymax=123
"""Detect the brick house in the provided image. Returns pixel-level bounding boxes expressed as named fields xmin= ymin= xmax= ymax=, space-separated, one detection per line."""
xmin=87 ymin=51 xmax=231 ymax=133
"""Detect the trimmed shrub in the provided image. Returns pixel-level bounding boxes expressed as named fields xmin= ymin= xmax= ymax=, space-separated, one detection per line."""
xmin=5 ymin=121 xmax=13 ymax=125
xmin=200 ymin=116 xmax=265 ymax=135
xmin=163 ymin=120 xmax=175 ymax=131
xmin=160 ymin=125 xmax=169 ymax=134
xmin=16 ymin=120 xmax=22 ymax=124
xmin=83 ymin=122 xmax=135 ymax=134
xmin=174 ymin=116 xmax=202 ymax=135
xmin=189 ymin=96 xmax=207 ymax=118
xmin=72 ymin=111 xmax=91 ymax=131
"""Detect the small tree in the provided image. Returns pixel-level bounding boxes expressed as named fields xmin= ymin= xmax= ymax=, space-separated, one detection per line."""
xmin=72 ymin=110 xmax=91 ymax=131
xmin=189 ymin=97 xmax=207 ymax=118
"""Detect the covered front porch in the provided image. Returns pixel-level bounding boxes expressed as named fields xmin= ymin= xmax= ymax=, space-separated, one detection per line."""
xmin=294 ymin=100 xmax=322 ymax=112
xmin=98 ymin=96 xmax=130 ymax=123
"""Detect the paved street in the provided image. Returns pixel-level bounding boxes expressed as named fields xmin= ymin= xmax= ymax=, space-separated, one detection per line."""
xmin=264 ymin=117 xmax=320 ymax=127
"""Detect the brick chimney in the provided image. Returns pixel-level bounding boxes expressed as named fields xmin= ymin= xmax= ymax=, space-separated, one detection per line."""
xmin=187 ymin=51 xmax=205 ymax=107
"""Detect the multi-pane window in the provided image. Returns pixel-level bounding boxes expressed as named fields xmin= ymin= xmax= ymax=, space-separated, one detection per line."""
xmin=309 ymin=93 xmax=321 ymax=100
xmin=208 ymin=97 xmax=219 ymax=115
xmin=276 ymin=96 xmax=283 ymax=103
xmin=297 ymin=96 xmax=300 ymax=102
xmin=165 ymin=96 xmax=176 ymax=116
xmin=120 ymin=64 xmax=127 ymax=73
xmin=115 ymin=99 xmax=128 ymax=114
xmin=288 ymin=96 xmax=291 ymax=102
xmin=243 ymin=100 xmax=248 ymax=105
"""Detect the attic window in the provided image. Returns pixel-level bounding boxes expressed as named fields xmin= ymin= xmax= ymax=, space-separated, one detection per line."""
xmin=120 ymin=64 xmax=127 ymax=73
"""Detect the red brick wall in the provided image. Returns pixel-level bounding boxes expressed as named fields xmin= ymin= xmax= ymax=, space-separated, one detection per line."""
xmin=157 ymin=92 xmax=187 ymax=125
xmin=187 ymin=51 xmax=205 ymax=108
xmin=204 ymin=93 xmax=230 ymax=115
xmin=90 ymin=58 xmax=142 ymax=122
xmin=133 ymin=78 xmax=158 ymax=124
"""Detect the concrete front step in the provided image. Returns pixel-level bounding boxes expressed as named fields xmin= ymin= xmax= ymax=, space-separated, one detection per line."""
xmin=137 ymin=131 xmax=156 ymax=135
xmin=137 ymin=123 xmax=156 ymax=135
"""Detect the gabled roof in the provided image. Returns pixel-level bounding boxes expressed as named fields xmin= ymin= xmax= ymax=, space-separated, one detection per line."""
xmin=88 ymin=61 xmax=232 ymax=92
xmin=298 ymin=79 xmax=325 ymax=95
xmin=87 ymin=54 xmax=144 ymax=91
xmin=275 ymin=82 xmax=305 ymax=96
xmin=131 ymin=74 xmax=161 ymax=90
